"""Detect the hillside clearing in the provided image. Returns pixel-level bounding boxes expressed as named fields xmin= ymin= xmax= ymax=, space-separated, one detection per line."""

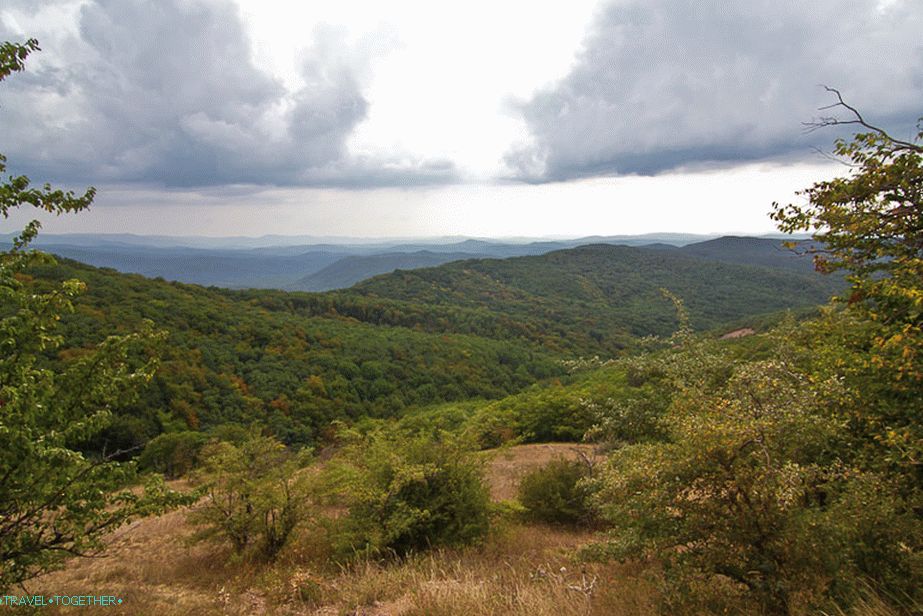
xmin=30 ymin=444 xmax=646 ymax=616
xmin=483 ymin=443 xmax=601 ymax=501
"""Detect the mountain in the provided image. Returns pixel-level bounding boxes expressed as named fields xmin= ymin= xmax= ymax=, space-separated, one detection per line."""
xmin=2 ymin=232 xmax=730 ymax=290
xmin=9 ymin=232 xmax=820 ymax=292
xmin=27 ymin=257 xmax=566 ymax=449
xmin=26 ymin=244 xmax=346 ymax=289
xmin=22 ymin=235 xmax=842 ymax=453
xmin=289 ymin=251 xmax=481 ymax=291
xmin=343 ymin=243 xmax=843 ymax=348
xmin=236 ymin=243 xmax=844 ymax=356
xmin=4 ymin=231 xmax=719 ymax=251
xmin=676 ymin=236 xmax=821 ymax=273
xmin=288 ymin=236 xmax=826 ymax=292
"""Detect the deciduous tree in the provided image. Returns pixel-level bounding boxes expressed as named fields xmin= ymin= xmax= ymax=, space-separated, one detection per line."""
xmin=0 ymin=39 xmax=183 ymax=591
xmin=773 ymin=90 xmax=922 ymax=479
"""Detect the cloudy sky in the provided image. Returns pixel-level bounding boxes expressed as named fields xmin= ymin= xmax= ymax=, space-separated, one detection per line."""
xmin=1 ymin=0 xmax=920 ymax=238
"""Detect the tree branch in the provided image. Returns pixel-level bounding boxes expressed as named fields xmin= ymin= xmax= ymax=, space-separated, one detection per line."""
xmin=803 ymin=87 xmax=923 ymax=153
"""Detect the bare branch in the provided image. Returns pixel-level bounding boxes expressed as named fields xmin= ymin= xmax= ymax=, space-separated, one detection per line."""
xmin=803 ymin=86 xmax=923 ymax=153
xmin=808 ymin=145 xmax=858 ymax=168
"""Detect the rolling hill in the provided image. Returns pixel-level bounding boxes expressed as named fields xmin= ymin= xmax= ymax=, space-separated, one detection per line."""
xmin=28 ymin=258 xmax=564 ymax=450
xmin=29 ymin=244 xmax=346 ymax=289
xmin=23 ymin=238 xmax=841 ymax=452
xmin=337 ymin=243 xmax=843 ymax=348
xmin=675 ymin=236 xmax=822 ymax=273
xmin=9 ymin=232 xmax=820 ymax=292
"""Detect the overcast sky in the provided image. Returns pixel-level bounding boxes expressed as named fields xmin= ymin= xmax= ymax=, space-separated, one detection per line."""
xmin=1 ymin=0 xmax=920 ymax=238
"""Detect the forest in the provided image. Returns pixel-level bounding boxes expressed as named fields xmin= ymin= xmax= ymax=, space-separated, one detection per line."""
xmin=13 ymin=236 xmax=839 ymax=456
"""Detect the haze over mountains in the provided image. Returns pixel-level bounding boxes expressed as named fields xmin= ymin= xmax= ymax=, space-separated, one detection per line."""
xmin=3 ymin=232 xmax=815 ymax=292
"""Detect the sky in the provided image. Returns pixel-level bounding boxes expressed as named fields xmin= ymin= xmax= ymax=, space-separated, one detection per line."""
xmin=1 ymin=0 xmax=921 ymax=239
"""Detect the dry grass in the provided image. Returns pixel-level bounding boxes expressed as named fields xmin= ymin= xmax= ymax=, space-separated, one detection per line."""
xmin=255 ymin=523 xmax=657 ymax=616
xmin=822 ymin=584 xmax=922 ymax=616
xmin=33 ymin=514 xmax=652 ymax=615
xmin=483 ymin=443 xmax=601 ymax=501
xmin=21 ymin=444 xmax=906 ymax=615
xmin=34 ymin=506 xmax=245 ymax=615
xmin=394 ymin=526 xmax=657 ymax=616
xmin=26 ymin=444 xmax=627 ymax=615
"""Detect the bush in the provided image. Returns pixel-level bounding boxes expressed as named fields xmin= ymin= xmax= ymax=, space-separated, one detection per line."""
xmin=138 ymin=431 xmax=208 ymax=478
xmin=518 ymin=458 xmax=595 ymax=526
xmin=464 ymin=375 xmax=626 ymax=448
xmin=327 ymin=430 xmax=490 ymax=558
xmin=591 ymin=326 xmax=923 ymax=614
xmin=206 ymin=423 xmax=251 ymax=446
xmin=189 ymin=433 xmax=309 ymax=559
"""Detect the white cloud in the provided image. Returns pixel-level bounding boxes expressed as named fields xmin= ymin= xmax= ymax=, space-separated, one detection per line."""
xmin=507 ymin=0 xmax=923 ymax=181
xmin=0 ymin=0 xmax=455 ymax=187
xmin=2 ymin=0 xmax=918 ymax=238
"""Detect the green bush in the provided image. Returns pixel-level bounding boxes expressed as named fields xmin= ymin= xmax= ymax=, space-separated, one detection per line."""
xmin=591 ymin=324 xmax=923 ymax=614
xmin=206 ymin=422 xmax=252 ymax=446
xmin=464 ymin=371 xmax=631 ymax=448
xmin=189 ymin=433 xmax=310 ymax=559
xmin=327 ymin=430 xmax=490 ymax=558
xmin=518 ymin=458 xmax=595 ymax=526
xmin=138 ymin=431 xmax=208 ymax=478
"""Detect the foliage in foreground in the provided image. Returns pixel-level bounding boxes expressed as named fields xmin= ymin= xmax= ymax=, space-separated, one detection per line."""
xmin=587 ymin=111 xmax=923 ymax=614
xmin=0 ymin=39 xmax=186 ymax=591
xmin=324 ymin=430 xmax=491 ymax=559
xmin=591 ymin=323 xmax=921 ymax=614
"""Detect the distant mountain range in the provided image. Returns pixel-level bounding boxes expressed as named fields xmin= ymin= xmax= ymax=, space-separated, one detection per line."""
xmin=2 ymin=232 xmax=815 ymax=291
xmin=290 ymin=251 xmax=478 ymax=291
xmin=658 ymin=236 xmax=821 ymax=274
xmin=0 ymin=231 xmax=721 ymax=251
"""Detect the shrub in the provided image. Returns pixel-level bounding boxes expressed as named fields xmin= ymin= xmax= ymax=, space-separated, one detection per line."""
xmin=591 ymin=327 xmax=923 ymax=614
xmin=327 ymin=430 xmax=490 ymax=559
xmin=206 ymin=422 xmax=252 ymax=446
xmin=189 ymin=433 xmax=309 ymax=559
xmin=518 ymin=458 xmax=595 ymax=526
xmin=465 ymin=377 xmax=623 ymax=448
xmin=138 ymin=431 xmax=208 ymax=478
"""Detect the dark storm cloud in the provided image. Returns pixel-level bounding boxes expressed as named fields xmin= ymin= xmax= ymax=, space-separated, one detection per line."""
xmin=0 ymin=0 xmax=455 ymax=188
xmin=507 ymin=0 xmax=923 ymax=182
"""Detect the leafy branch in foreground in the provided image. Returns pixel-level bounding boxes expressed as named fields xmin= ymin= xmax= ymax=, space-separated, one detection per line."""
xmin=0 ymin=38 xmax=187 ymax=591
xmin=774 ymin=93 xmax=922 ymax=475
xmin=0 ymin=40 xmax=95 ymax=223
xmin=0 ymin=248 xmax=188 ymax=589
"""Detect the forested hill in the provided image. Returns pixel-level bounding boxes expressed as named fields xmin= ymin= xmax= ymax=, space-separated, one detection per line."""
xmin=339 ymin=243 xmax=843 ymax=339
xmin=12 ymin=233 xmax=814 ymax=291
xmin=26 ymin=240 xmax=841 ymax=451
xmin=28 ymin=258 xmax=564 ymax=450
xmin=674 ymin=236 xmax=821 ymax=273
